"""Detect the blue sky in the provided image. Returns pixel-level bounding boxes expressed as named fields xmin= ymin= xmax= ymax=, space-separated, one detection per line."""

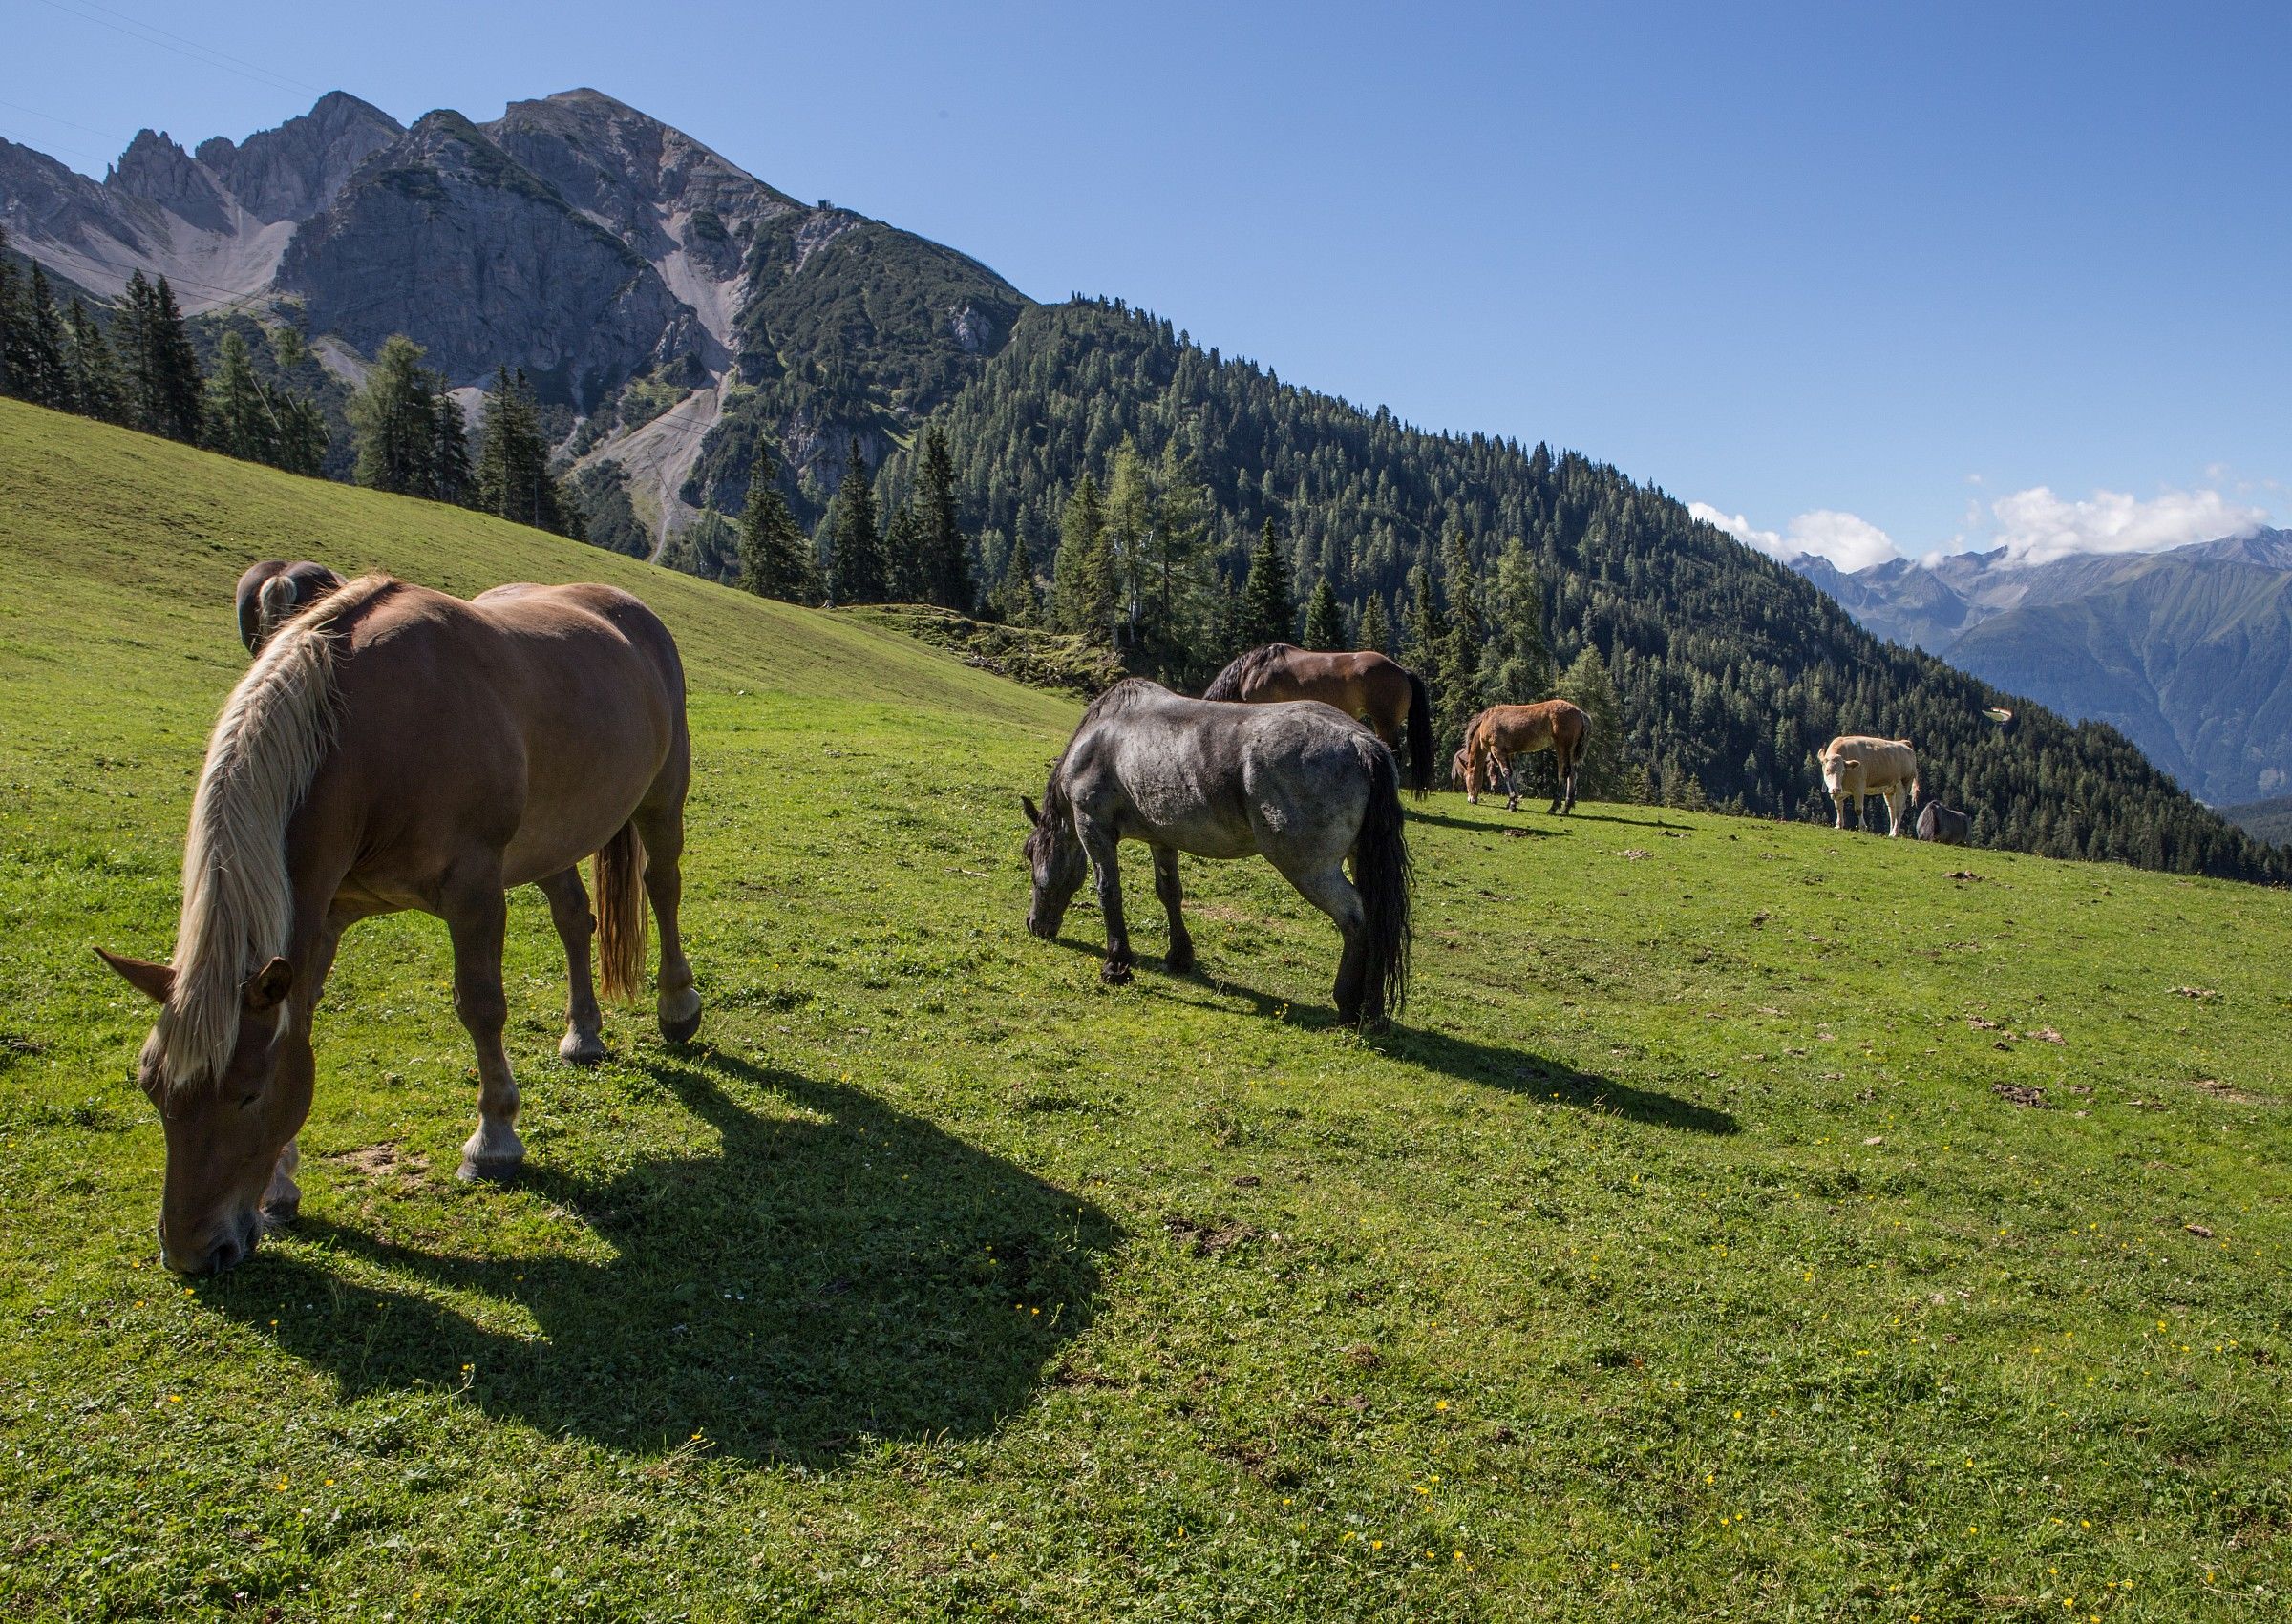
xmin=7 ymin=0 xmax=2286 ymax=566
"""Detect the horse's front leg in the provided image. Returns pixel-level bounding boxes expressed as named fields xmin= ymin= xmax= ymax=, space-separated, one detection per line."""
xmin=262 ymin=914 xmax=345 ymax=1225
xmin=1080 ymin=823 xmax=1133 ymax=984
xmin=1502 ymin=752 xmax=1523 ymax=813
xmin=1152 ymin=846 xmax=1195 ymax=974
xmin=537 ymin=868 xmax=605 ymax=1064
xmin=443 ymin=865 xmax=523 ymax=1182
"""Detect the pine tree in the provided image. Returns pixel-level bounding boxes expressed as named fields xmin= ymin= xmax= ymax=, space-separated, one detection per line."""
xmin=1399 ymin=558 xmax=1445 ymax=700
xmin=1102 ymin=442 xmax=1154 ymax=653
xmin=1050 ymin=473 xmax=1112 ymax=638
xmin=431 ymin=392 xmax=475 ymax=506
xmin=1555 ymin=644 xmax=1625 ymax=800
xmin=274 ymin=391 xmax=328 ymax=477
xmin=882 ymin=501 xmax=925 ymax=601
xmin=1358 ymin=592 xmax=1392 ymax=658
xmin=1140 ymin=441 xmax=1215 ymax=683
xmin=62 ymin=298 xmax=123 ymax=423
xmin=914 ymin=424 xmax=974 ymax=611
xmin=0 ymin=243 xmax=19 ymax=399
xmin=351 ymin=335 xmax=444 ymax=496
xmin=203 ymin=329 xmax=276 ymax=464
xmin=16 ymin=265 xmax=68 ymax=409
xmin=124 ymin=274 xmax=201 ymax=443
xmin=1487 ymin=538 xmax=1553 ymax=701
xmin=1304 ymin=577 xmax=1346 ymax=649
xmin=476 ymin=367 xmax=577 ymax=534
xmin=735 ymin=437 xmax=817 ymax=602
xmin=1433 ymin=532 xmax=1485 ymax=752
xmin=826 ymin=437 xmax=886 ymax=604
xmin=1237 ymin=517 xmax=1294 ymax=647
xmin=663 ymin=505 xmax=741 ymax=583
xmin=987 ymin=530 xmax=1040 ymax=625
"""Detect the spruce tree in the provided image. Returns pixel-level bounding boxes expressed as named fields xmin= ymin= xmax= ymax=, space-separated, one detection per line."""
xmin=17 ymin=265 xmax=67 ymax=410
xmin=0 ymin=243 xmax=18 ymax=399
xmin=1236 ymin=517 xmax=1294 ymax=647
xmin=62 ymin=299 xmax=124 ymax=423
xmin=1304 ymin=577 xmax=1345 ymax=650
xmin=914 ymin=424 xmax=974 ymax=610
xmin=139 ymin=275 xmax=202 ymax=442
xmin=735 ymin=437 xmax=817 ymax=602
xmin=1050 ymin=474 xmax=1112 ymax=638
xmin=827 ymin=437 xmax=886 ymax=604
xmin=351 ymin=335 xmax=445 ymax=496
xmin=1487 ymin=538 xmax=1553 ymax=701
xmin=1555 ymin=644 xmax=1625 ymax=800
xmin=1433 ymin=531 xmax=1486 ymax=752
xmin=987 ymin=531 xmax=1040 ymax=625
xmin=882 ymin=501 xmax=925 ymax=601
xmin=203 ymin=329 xmax=275 ymax=464
xmin=1399 ymin=558 xmax=1445 ymax=700
xmin=1358 ymin=592 xmax=1392 ymax=657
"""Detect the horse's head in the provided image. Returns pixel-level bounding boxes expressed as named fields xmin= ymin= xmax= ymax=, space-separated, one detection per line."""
xmin=1020 ymin=795 xmax=1086 ymax=939
xmin=97 ymin=948 xmax=314 ymax=1274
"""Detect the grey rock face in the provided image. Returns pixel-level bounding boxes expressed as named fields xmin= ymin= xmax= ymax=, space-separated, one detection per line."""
xmin=194 ymin=92 xmax=403 ymax=224
xmin=108 ymin=130 xmax=233 ymax=232
xmin=278 ymin=111 xmax=687 ymax=408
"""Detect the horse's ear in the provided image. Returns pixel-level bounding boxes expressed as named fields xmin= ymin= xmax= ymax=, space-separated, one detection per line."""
xmin=1021 ymin=795 xmax=1040 ymax=827
xmin=243 ymin=957 xmax=293 ymax=1013
xmin=96 ymin=947 xmax=175 ymax=1004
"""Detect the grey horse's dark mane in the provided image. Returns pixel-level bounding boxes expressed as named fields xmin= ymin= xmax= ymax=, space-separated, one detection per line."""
xmin=1201 ymin=644 xmax=1297 ymax=702
xmin=1039 ymin=681 xmax=1167 ymax=832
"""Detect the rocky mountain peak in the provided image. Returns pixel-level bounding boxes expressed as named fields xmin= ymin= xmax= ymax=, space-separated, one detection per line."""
xmin=197 ymin=92 xmax=403 ymax=223
xmin=108 ymin=129 xmax=232 ymax=231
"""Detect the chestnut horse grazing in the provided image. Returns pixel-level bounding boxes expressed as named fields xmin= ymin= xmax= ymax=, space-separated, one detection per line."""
xmin=1202 ymin=643 xmax=1434 ymax=795
xmin=1024 ymin=680 xmax=1412 ymax=1027
xmin=1460 ymin=700 xmax=1589 ymax=813
xmin=234 ymin=559 xmax=346 ymax=654
xmin=99 ymin=574 xmax=702 ymax=1274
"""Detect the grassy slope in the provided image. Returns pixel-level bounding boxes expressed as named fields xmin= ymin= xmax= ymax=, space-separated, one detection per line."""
xmin=1 ymin=401 xmax=2288 ymax=1621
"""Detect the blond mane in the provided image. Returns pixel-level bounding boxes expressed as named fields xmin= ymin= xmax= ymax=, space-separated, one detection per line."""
xmin=151 ymin=574 xmax=393 ymax=1093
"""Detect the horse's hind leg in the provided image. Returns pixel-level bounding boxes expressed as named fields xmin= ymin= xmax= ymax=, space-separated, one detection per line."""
xmin=1284 ymin=862 xmax=1369 ymax=1023
xmin=1152 ymin=846 xmax=1195 ymax=974
xmin=632 ymin=796 xmax=701 ymax=1044
xmin=538 ymin=868 xmax=605 ymax=1064
xmin=444 ymin=864 xmax=524 ymax=1182
xmin=1081 ymin=821 xmax=1135 ymax=984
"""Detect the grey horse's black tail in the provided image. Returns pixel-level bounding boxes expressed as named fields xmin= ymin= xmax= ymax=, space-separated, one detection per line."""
xmin=1405 ymin=671 xmax=1432 ymax=798
xmin=1351 ymin=741 xmax=1413 ymax=1028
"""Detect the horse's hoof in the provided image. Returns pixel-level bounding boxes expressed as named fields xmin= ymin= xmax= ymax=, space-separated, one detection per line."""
xmin=559 ymin=1030 xmax=606 ymax=1065
xmin=456 ymin=1156 xmax=522 ymax=1185
xmin=1101 ymin=960 xmax=1134 ymax=987
xmin=1166 ymin=948 xmax=1197 ymax=976
xmin=659 ymin=1008 xmax=702 ymax=1044
xmin=261 ymin=1196 xmax=300 ymax=1227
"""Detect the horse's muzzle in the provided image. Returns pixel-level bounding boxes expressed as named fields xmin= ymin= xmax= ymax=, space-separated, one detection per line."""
xmin=161 ymin=1209 xmax=262 ymax=1276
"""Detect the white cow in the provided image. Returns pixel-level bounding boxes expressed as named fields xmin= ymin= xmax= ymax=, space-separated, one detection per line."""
xmin=1818 ymin=735 xmax=1920 ymax=836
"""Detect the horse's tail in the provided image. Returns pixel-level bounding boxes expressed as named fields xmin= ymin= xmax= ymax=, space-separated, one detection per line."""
xmin=593 ymin=820 xmax=649 ymax=1002
xmin=1351 ymin=741 xmax=1414 ymax=1029
xmin=1405 ymin=670 xmax=1433 ymax=798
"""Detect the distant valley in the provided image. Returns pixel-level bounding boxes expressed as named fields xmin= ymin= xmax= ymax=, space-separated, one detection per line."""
xmin=1793 ymin=532 xmax=2292 ymax=810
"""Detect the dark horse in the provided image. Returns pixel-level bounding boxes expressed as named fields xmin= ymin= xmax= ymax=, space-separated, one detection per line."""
xmin=1202 ymin=643 xmax=1434 ymax=796
xmin=234 ymin=559 xmax=346 ymax=654
xmin=1023 ymin=680 xmax=1412 ymax=1027
xmin=100 ymin=574 xmax=702 ymax=1274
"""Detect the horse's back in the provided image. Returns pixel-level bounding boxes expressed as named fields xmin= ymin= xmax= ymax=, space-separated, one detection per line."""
xmin=321 ymin=580 xmax=686 ymax=887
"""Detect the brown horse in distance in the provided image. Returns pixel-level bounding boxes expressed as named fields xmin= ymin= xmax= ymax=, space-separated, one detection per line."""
xmin=1202 ymin=643 xmax=1433 ymax=794
xmin=1461 ymin=700 xmax=1590 ymax=813
xmin=99 ymin=573 xmax=702 ymax=1275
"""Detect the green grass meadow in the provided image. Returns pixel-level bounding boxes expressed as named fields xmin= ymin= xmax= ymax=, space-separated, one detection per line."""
xmin=2 ymin=401 xmax=2289 ymax=1619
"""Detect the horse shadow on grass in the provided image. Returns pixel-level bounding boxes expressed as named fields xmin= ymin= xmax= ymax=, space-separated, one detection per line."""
xmin=206 ymin=1050 xmax=1117 ymax=1465
xmin=1138 ymin=975 xmax=1738 ymax=1136
xmin=1403 ymin=807 xmax=1561 ymax=834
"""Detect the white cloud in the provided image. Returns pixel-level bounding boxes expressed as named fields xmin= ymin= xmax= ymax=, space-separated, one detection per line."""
xmin=1984 ymin=485 xmax=2270 ymax=566
xmin=1695 ymin=482 xmax=2274 ymax=576
xmin=1690 ymin=501 xmax=1900 ymax=572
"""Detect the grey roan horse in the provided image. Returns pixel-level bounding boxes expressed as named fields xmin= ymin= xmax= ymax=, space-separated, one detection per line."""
xmin=1023 ymin=680 xmax=1412 ymax=1027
